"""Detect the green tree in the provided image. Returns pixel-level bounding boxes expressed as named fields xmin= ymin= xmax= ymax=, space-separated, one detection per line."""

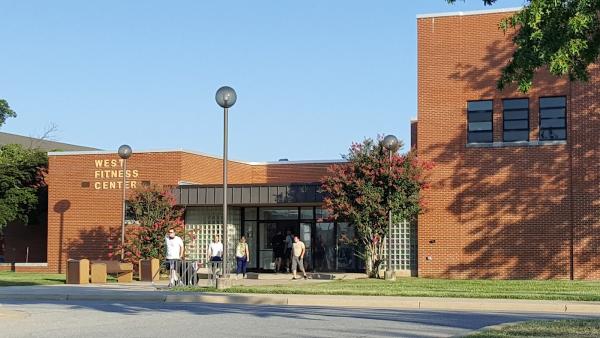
xmin=0 ymin=144 xmax=48 ymax=230
xmin=0 ymin=99 xmax=17 ymax=128
xmin=448 ymin=0 xmax=600 ymax=92
xmin=113 ymin=186 xmax=185 ymax=263
xmin=320 ymin=137 xmax=433 ymax=278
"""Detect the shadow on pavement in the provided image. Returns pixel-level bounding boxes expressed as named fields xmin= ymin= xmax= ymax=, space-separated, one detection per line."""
xmin=0 ymin=299 xmax=593 ymax=332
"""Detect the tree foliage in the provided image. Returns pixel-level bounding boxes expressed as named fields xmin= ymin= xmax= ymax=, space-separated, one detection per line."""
xmin=112 ymin=186 xmax=185 ymax=263
xmin=0 ymin=99 xmax=17 ymax=128
xmin=447 ymin=0 xmax=600 ymax=92
xmin=320 ymin=137 xmax=433 ymax=277
xmin=0 ymin=144 xmax=48 ymax=230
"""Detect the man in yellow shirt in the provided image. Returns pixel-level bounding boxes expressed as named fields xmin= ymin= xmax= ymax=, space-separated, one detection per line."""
xmin=291 ymin=235 xmax=307 ymax=280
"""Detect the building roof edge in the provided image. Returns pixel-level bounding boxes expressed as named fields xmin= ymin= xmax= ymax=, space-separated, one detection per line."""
xmin=417 ymin=6 xmax=522 ymax=19
xmin=47 ymin=149 xmax=345 ymax=165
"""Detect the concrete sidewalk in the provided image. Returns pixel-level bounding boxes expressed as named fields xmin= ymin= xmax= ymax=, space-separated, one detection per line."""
xmin=1 ymin=283 xmax=600 ymax=314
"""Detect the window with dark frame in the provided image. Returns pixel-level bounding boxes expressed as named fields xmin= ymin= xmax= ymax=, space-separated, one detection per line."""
xmin=503 ymin=98 xmax=529 ymax=142
xmin=539 ymin=96 xmax=567 ymax=141
xmin=467 ymin=100 xmax=493 ymax=143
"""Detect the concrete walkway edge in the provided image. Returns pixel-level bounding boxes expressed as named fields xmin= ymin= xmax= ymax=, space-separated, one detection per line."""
xmin=2 ymin=291 xmax=600 ymax=314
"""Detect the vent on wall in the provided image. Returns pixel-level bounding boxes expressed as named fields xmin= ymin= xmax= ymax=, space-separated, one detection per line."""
xmin=81 ymin=182 xmax=90 ymax=188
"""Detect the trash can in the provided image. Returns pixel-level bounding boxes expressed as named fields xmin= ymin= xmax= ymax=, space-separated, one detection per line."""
xmin=66 ymin=259 xmax=89 ymax=284
xmin=139 ymin=258 xmax=160 ymax=282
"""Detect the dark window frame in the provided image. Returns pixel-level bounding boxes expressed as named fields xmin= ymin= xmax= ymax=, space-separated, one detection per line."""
xmin=467 ymin=99 xmax=494 ymax=144
xmin=539 ymin=96 xmax=567 ymax=141
xmin=502 ymin=98 xmax=530 ymax=142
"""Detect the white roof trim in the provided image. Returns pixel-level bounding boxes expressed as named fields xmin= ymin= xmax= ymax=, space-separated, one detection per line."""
xmin=47 ymin=148 xmax=345 ymax=165
xmin=247 ymin=159 xmax=347 ymax=165
xmin=417 ymin=7 xmax=522 ymax=19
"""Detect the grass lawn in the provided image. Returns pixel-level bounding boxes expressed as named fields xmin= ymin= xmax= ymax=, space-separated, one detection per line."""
xmin=0 ymin=271 xmax=65 ymax=286
xmin=468 ymin=319 xmax=600 ymax=337
xmin=175 ymin=277 xmax=600 ymax=301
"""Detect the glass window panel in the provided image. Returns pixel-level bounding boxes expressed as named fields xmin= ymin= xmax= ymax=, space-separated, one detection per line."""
xmin=300 ymin=207 xmax=314 ymax=220
xmin=244 ymin=207 xmax=257 ymax=220
xmin=468 ymin=111 xmax=492 ymax=122
xmin=540 ymin=128 xmax=566 ymax=140
xmin=540 ymin=118 xmax=566 ymax=128
xmin=540 ymin=108 xmax=565 ymax=119
xmin=504 ymin=130 xmax=529 ymax=142
xmin=468 ymin=131 xmax=493 ymax=143
xmin=468 ymin=100 xmax=493 ymax=111
xmin=540 ymin=97 xmax=566 ymax=108
xmin=337 ymin=223 xmax=357 ymax=270
xmin=503 ymin=98 xmax=528 ymax=109
xmin=504 ymin=120 xmax=528 ymax=130
xmin=316 ymin=208 xmax=332 ymax=220
xmin=504 ymin=109 xmax=528 ymax=120
xmin=259 ymin=207 xmax=298 ymax=220
xmin=468 ymin=122 xmax=492 ymax=131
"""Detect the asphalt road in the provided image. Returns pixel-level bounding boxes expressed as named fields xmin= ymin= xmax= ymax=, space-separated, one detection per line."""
xmin=0 ymin=301 xmax=597 ymax=338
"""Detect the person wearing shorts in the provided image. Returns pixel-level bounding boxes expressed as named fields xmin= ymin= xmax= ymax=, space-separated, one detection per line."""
xmin=291 ymin=235 xmax=307 ymax=280
xmin=207 ymin=235 xmax=224 ymax=277
xmin=165 ymin=228 xmax=184 ymax=287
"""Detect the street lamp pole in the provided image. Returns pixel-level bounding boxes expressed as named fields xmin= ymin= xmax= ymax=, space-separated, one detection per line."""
xmin=215 ymin=86 xmax=237 ymax=278
xmin=118 ymin=144 xmax=132 ymax=261
xmin=382 ymin=135 xmax=399 ymax=281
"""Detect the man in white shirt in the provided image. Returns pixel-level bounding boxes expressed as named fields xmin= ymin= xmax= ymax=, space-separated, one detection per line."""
xmin=207 ymin=235 xmax=224 ymax=277
xmin=165 ymin=228 xmax=184 ymax=287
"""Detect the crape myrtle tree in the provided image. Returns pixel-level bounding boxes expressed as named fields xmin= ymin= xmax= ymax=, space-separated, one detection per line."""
xmin=111 ymin=186 xmax=185 ymax=263
xmin=448 ymin=0 xmax=600 ymax=92
xmin=321 ymin=137 xmax=433 ymax=278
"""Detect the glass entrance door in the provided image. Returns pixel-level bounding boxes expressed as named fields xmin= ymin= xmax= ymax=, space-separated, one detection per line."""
xmin=314 ymin=222 xmax=336 ymax=272
xmin=258 ymin=223 xmax=277 ymax=270
xmin=243 ymin=221 xmax=257 ymax=269
xmin=258 ymin=221 xmax=300 ymax=271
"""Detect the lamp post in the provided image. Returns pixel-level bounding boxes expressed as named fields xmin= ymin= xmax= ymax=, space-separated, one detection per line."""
xmin=118 ymin=144 xmax=132 ymax=261
xmin=382 ymin=135 xmax=400 ymax=281
xmin=215 ymin=86 xmax=237 ymax=278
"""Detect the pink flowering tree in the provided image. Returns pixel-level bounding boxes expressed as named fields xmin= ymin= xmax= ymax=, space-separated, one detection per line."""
xmin=321 ymin=137 xmax=433 ymax=277
xmin=111 ymin=186 xmax=184 ymax=263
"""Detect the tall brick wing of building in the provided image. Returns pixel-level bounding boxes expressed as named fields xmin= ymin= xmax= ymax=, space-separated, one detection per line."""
xmin=416 ymin=8 xmax=600 ymax=280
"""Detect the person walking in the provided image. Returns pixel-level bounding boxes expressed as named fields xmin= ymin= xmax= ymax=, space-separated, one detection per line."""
xmin=165 ymin=228 xmax=184 ymax=288
xmin=291 ymin=235 xmax=307 ymax=280
xmin=207 ymin=235 xmax=224 ymax=277
xmin=235 ymin=236 xmax=250 ymax=279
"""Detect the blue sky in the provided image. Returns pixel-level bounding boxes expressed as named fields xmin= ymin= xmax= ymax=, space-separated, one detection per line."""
xmin=0 ymin=0 xmax=524 ymax=161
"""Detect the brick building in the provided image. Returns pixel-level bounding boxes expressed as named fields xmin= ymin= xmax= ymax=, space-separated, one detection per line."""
xmin=416 ymin=8 xmax=600 ymax=279
xmin=37 ymin=150 xmax=379 ymax=274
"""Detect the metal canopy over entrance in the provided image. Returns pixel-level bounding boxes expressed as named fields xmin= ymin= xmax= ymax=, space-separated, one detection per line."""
xmin=173 ymin=184 xmax=324 ymax=206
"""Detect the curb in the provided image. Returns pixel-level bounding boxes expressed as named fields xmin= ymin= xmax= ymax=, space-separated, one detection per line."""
xmin=2 ymin=292 xmax=600 ymax=314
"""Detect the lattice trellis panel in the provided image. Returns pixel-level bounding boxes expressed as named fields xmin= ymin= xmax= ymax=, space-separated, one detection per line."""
xmin=381 ymin=220 xmax=417 ymax=272
xmin=185 ymin=207 xmax=241 ymax=272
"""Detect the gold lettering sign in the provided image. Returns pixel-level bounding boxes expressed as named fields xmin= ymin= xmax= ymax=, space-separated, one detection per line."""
xmin=93 ymin=159 xmax=141 ymax=190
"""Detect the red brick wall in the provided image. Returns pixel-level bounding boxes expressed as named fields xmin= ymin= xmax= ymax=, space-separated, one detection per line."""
xmin=417 ymin=11 xmax=600 ymax=279
xmin=45 ymin=151 xmax=334 ymax=273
